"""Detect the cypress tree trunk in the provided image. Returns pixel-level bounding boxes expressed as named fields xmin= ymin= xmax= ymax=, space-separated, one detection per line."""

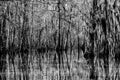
xmin=0 ymin=5 xmax=7 ymax=80
xmin=103 ymin=0 xmax=109 ymax=80
xmin=88 ymin=0 xmax=98 ymax=79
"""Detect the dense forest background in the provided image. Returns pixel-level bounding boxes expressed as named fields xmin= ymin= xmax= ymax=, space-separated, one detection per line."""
xmin=0 ymin=0 xmax=120 ymax=80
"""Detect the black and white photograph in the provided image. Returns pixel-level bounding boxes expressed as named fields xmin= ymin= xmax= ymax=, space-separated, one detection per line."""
xmin=0 ymin=0 xmax=120 ymax=80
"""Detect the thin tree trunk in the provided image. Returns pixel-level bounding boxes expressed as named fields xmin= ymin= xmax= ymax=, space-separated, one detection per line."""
xmin=104 ymin=0 xmax=109 ymax=80
xmin=57 ymin=0 xmax=61 ymax=80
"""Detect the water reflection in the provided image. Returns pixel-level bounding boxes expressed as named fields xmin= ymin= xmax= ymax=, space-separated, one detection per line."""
xmin=0 ymin=49 xmax=116 ymax=80
xmin=0 ymin=49 xmax=90 ymax=80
